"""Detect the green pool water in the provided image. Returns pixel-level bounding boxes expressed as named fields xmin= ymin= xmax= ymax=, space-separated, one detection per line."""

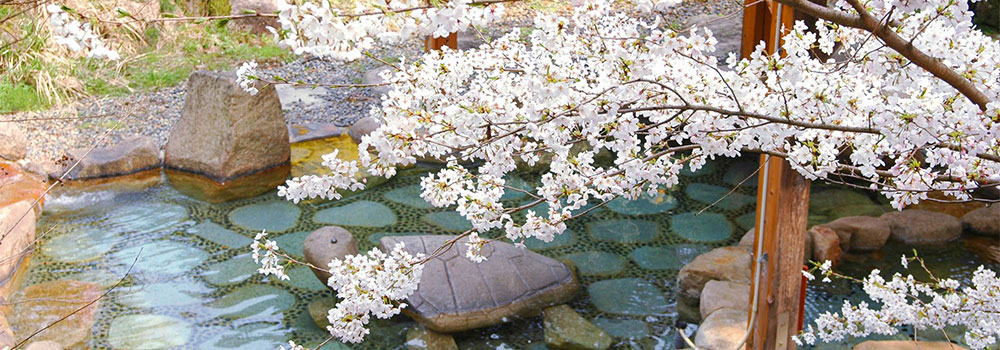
xmin=18 ymin=155 xmax=993 ymax=349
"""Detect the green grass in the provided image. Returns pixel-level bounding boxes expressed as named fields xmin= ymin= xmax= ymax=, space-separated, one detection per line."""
xmin=0 ymin=83 xmax=48 ymax=113
xmin=0 ymin=19 xmax=296 ymax=114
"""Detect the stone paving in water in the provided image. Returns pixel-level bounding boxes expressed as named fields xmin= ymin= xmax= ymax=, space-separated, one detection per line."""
xmin=22 ymin=156 xmax=770 ymax=350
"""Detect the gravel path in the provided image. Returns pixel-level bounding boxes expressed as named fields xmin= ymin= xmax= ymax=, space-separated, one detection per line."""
xmin=1 ymin=0 xmax=740 ymax=163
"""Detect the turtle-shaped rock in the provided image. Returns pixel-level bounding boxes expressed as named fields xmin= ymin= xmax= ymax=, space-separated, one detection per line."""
xmin=380 ymin=235 xmax=580 ymax=333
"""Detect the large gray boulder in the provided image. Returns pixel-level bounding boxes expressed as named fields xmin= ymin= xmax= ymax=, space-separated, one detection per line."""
xmin=165 ymin=70 xmax=289 ymax=182
xmin=303 ymin=226 xmax=358 ymax=284
xmin=62 ymin=135 xmax=160 ymax=180
xmin=229 ymin=0 xmax=280 ymax=34
xmin=0 ymin=123 xmax=27 ymax=161
xmin=881 ymin=209 xmax=962 ymax=245
xmin=380 ymin=235 xmax=579 ymax=333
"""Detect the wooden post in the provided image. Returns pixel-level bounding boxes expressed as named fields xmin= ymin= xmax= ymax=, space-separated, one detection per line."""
xmin=742 ymin=1 xmax=810 ymax=350
xmin=425 ymin=32 xmax=458 ymax=51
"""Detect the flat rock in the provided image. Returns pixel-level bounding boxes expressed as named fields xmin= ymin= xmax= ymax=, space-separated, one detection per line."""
xmin=10 ymin=280 xmax=102 ymax=349
xmin=587 ymin=278 xmax=668 ymax=316
xmin=820 ymin=216 xmax=891 ymax=251
xmin=543 ymin=305 xmax=612 ymax=350
xmin=853 ymin=340 xmax=967 ymax=350
xmin=348 ymin=116 xmax=382 ymax=144
xmin=811 ymin=226 xmax=843 ymax=267
xmin=303 ymin=226 xmax=359 ymax=284
xmin=423 ymin=211 xmax=472 ymax=232
xmin=677 ymin=247 xmax=752 ymax=302
xmin=406 ymin=324 xmax=458 ymax=350
xmin=202 ymin=254 xmax=256 ymax=285
xmin=685 ymin=183 xmax=755 ymax=211
xmin=188 ymin=221 xmax=251 ymax=248
xmin=208 ymin=284 xmax=295 ymax=319
xmin=961 ymin=205 xmax=1000 ymax=237
xmin=380 ymin=235 xmax=579 ymax=333
xmin=694 ymin=308 xmax=747 ymax=350
xmin=631 ymin=245 xmax=709 ymax=271
xmin=113 ymin=241 xmax=208 ymax=277
xmin=881 ymin=209 xmax=962 ymax=245
xmin=63 ymin=135 xmax=160 ymax=180
xmin=24 ymin=341 xmax=63 ymax=350
xmin=591 ymin=318 xmax=650 ymax=339
xmin=699 ymin=280 xmax=750 ymax=320
xmin=0 ymin=200 xmax=35 ymax=290
xmin=0 ymin=123 xmax=27 ymax=161
xmin=606 ymin=190 xmax=676 ymax=215
xmin=165 ymin=70 xmax=289 ymax=183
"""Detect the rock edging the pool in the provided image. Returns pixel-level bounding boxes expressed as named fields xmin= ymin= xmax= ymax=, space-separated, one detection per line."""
xmin=679 ymin=203 xmax=991 ymax=350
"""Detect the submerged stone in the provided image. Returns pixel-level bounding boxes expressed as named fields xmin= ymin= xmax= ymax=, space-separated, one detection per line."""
xmin=591 ymin=318 xmax=650 ymax=339
xmin=631 ymin=244 xmax=710 ymax=271
xmin=560 ymin=251 xmax=625 ymax=276
xmin=606 ymin=190 xmax=677 ymax=215
xmin=685 ymin=183 xmax=755 ymax=211
xmin=200 ymin=322 xmax=288 ymax=350
xmin=423 ymin=211 xmax=473 ymax=232
xmin=118 ymin=281 xmax=209 ymax=308
xmin=273 ymin=231 xmax=310 ymax=258
xmin=315 ymin=201 xmax=397 ymax=227
xmin=202 ymin=254 xmax=256 ymax=285
xmin=106 ymin=201 xmax=187 ymax=236
xmin=229 ymin=200 xmax=301 ymax=232
xmin=671 ymin=212 xmax=733 ymax=242
xmin=722 ymin=158 xmax=759 ymax=187
xmin=188 ymin=221 xmax=251 ymax=248
xmin=44 ymin=227 xmax=116 ymax=263
xmin=524 ymin=229 xmax=575 ymax=250
xmin=588 ymin=219 xmax=658 ymax=243
xmin=735 ymin=212 xmax=756 ymax=230
xmin=282 ymin=265 xmax=330 ymax=292
xmin=107 ymin=314 xmax=192 ymax=350
xmin=309 ymin=298 xmax=338 ymax=329
xmin=208 ymin=284 xmax=295 ymax=319
xmin=114 ymin=240 xmax=208 ymax=277
xmin=680 ymin=160 xmax=718 ymax=177
xmin=385 ymin=185 xmax=434 ymax=209
xmin=587 ymin=278 xmax=668 ymax=316
xmin=10 ymin=280 xmax=102 ymax=349
xmin=542 ymin=305 xmax=612 ymax=350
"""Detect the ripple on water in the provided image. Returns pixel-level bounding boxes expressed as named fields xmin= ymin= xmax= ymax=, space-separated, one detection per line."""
xmin=44 ymin=226 xmax=116 ymax=263
xmin=117 ymin=281 xmax=210 ymax=308
xmin=208 ymin=284 xmax=296 ymax=320
xmin=587 ymin=278 xmax=668 ymax=316
xmin=113 ymin=240 xmax=208 ymax=277
xmin=314 ymin=201 xmax=397 ymax=227
xmin=200 ymin=322 xmax=291 ymax=349
xmin=107 ymin=314 xmax=192 ymax=349
xmin=229 ymin=201 xmax=301 ymax=232
xmin=202 ymin=254 xmax=257 ymax=286
xmin=671 ymin=212 xmax=733 ymax=243
xmin=592 ymin=317 xmax=650 ymax=339
xmin=106 ymin=201 xmax=188 ymax=236
xmin=588 ymin=219 xmax=658 ymax=243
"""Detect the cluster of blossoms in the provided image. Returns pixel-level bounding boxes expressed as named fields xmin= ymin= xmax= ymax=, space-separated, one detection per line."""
xmin=250 ymin=230 xmax=289 ymax=281
xmin=277 ymin=149 xmax=366 ymax=203
xmin=267 ymin=0 xmax=505 ymax=60
xmin=235 ymin=60 xmax=260 ymax=96
xmin=797 ymin=258 xmax=1000 ymax=349
xmin=46 ymin=4 xmax=120 ymax=60
xmin=255 ymin=0 xmax=1000 ymax=345
xmin=325 ymin=243 xmax=424 ymax=342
